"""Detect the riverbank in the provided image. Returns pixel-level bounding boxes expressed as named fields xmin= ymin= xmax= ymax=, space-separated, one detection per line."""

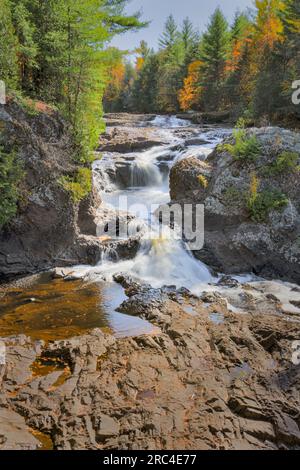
xmin=0 ymin=113 xmax=300 ymax=450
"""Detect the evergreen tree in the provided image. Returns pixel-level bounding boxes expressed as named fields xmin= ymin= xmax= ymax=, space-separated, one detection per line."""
xmin=10 ymin=0 xmax=38 ymax=93
xmin=159 ymin=15 xmax=179 ymax=49
xmin=181 ymin=17 xmax=199 ymax=55
xmin=181 ymin=17 xmax=200 ymax=73
xmin=231 ymin=11 xmax=251 ymax=41
xmin=132 ymin=53 xmax=159 ymax=112
xmin=253 ymin=45 xmax=287 ymax=119
xmin=0 ymin=0 xmax=19 ymax=90
xmin=199 ymin=8 xmax=230 ymax=110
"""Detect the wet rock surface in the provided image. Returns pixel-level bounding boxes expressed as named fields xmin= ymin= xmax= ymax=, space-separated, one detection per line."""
xmin=1 ymin=114 xmax=300 ymax=451
xmin=1 ymin=278 xmax=300 ymax=450
xmin=99 ymin=119 xmax=167 ymax=153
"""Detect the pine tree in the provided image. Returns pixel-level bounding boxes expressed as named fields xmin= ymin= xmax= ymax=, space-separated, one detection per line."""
xmin=159 ymin=15 xmax=179 ymax=49
xmin=10 ymin=0 xmax=38 ymax=93
xmin=180 ymin=17 xmax=200 ymax=74
xmin=178 ymin=60 xmax=202 ymax=111
xmin=231 ymin=12 xmax=251 ymax=42
xmin=0 ymin=0 xmax=19 ymax=90
xmin=199 ymin=8 xmax=230 ymax=110
xmin=132 ymin=53 xmax=159 ymax=112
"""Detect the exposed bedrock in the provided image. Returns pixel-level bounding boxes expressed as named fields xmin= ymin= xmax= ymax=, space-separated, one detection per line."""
xmin=1 ymin=278 xmax=300 ymax=450
xmin=0 ymin=104 xmax=144 ymax=280
xmin=170 ymin=127 xmax=300 ymax=283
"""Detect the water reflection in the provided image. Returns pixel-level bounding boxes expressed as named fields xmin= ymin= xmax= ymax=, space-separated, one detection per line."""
xmin=0 ymin=273 xmax=155 ymax=341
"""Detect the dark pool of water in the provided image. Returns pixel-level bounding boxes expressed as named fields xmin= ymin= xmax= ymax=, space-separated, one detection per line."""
xmin=0 ymin=273 xmax=156 ymax=341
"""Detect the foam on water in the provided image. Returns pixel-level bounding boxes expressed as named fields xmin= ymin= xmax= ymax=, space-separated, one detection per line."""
xmin=150 ymin=115 xmax=189 ymax=128
xmin=83 ymin=118 xmax=231 ymax=292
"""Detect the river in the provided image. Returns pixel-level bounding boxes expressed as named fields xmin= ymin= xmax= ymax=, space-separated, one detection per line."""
xmin=2 ymin=115 xmax=296 ymax=341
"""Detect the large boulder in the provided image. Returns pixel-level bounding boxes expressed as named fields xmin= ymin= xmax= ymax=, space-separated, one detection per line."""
xmin=170 ymin=127 xmax=300 ymax=282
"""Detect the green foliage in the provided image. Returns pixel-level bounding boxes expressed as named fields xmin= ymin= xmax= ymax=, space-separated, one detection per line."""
xmin=0 ymin=0 xmax=19 ymax=90
xmin=131 ymin=54 xmax=159 ymax=113
xmin=0 ymin=146 xmax=23 ymax=227
xmin=199 ymin=8 xmax=230 ymax=110
xmin=247 ymin=186 xmax=289 ymax=222
xmin=159 ymin=15 xmax=179 ymax=49
xmin=2 ymin=0 xmax=144 ymax=160
xmin=263 ymin=151 xmax=300 ymax=176
xmin=59 ymin=168 xmax=92 ymax=203
xmin=223 ymin=121 xmax=262 ymax=162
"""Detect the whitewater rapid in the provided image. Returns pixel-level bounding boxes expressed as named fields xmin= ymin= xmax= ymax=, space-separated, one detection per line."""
xmin=73 ymin=115 xmax=233 ymax=294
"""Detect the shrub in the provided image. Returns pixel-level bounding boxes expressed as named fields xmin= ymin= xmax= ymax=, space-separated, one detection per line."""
xmin=0 ymin=146 xmax=23 ymax=227
xmin=263 ymin=151 xmax=300 ymax=176
xmin=59 ymin=167 xmax=92 ymax=203
xmin=247 ymin=174 xmax=288 ymax=222
xmin=222 ymin=120 xmax=262 ymax=162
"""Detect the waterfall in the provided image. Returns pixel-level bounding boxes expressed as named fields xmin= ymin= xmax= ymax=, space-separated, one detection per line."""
xmin=75 ymin=115 xmax=230 ymax=293
xmin=150 ymin=115 xmax=189 ymax=128
xmin=130 ymin=159 xmax=162 ymax=187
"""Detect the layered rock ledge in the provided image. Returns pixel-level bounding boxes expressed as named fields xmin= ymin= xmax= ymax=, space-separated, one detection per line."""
xmin=0 ymin=277 xmax=299 ymax=450
xmin=170 ymin=127 xmax=300 ymax=283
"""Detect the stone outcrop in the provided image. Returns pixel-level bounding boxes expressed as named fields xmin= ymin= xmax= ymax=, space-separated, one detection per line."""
xmin=0 ymin=103 xmax=143 ymax=280
xmin=170 ymin=127 xmax=300 ymax=283
xmin=99 ymin=115 xmax=167 ymax=153
xmin=0 ymin=277 xmax=299 ymax=450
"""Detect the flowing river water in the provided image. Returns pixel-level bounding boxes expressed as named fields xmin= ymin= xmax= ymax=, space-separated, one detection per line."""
xmin=89 ymin=116 xmax=230 ymax=289
xmin=0 ymin=116 xmax=262 ymax=341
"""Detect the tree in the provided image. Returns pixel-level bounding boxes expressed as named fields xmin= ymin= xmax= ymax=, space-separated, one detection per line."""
xmin=10 ymin=0 xmax=38 ymax=92
xmin=178 ymin=61 xmax=202 ymax=111
xmin=254 ymin=0 xmax=285 ymax=48
xmin=103 ymin=57 xmax=126 ymax=111
xmin=135 ymin=40 xmax=150 ymax=71
xmin=0 ymin=0 xmax=19 ymax=90
xmin=199 ymin=8 xmax=230 ymax=110
xmin=180 ymin=17 xmax=200 ymax=74
xmin=277 ymin=0 xmax=300 ymax=119
xmin=159 ymin=15 xmax=179 ymax=49
xmin=227 ymin=12 xmax=252 ymax=73
xmin=131 ymin=53 xmax=159 ymax=112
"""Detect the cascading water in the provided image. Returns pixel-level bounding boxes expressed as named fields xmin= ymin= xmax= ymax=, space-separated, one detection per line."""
xmin=77 ymin=117 xmax=231 ymax=294
xmin=130 ymin=155 xmax=162 ymax=187
xmin=150 ymin=115 xmax=189 ymax=128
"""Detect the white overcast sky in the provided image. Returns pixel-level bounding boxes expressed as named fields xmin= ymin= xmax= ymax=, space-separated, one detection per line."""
xmin=110 ymin=0 xmax=255 ymax=51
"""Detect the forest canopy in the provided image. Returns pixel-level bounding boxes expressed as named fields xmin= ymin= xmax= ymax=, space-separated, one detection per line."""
xmin=0 ymin=0 xmax=145 ymax=159
xmin=104 ymin=0 xmax=300 ymax=126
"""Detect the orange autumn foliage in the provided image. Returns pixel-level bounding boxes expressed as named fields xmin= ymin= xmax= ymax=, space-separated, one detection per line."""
xmin=255 ymin=0 xmax=285 ymax=48
xmin=104 ymin=62 xmax=126 ymax=103
xmin=178 ymin=61 xmax=202 ymax=111
xmin=136 ymin=57 xmax=145 ymax=72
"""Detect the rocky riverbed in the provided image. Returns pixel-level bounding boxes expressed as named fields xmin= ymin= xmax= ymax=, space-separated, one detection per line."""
xmin=0 ymin=113 xmax=300 ymax=450
xmin=1 ymin=274 xmax=300 ymax=450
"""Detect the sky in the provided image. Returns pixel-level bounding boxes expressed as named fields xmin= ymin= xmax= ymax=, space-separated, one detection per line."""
xmin=110 ymin=0 xmax=254 ymax=52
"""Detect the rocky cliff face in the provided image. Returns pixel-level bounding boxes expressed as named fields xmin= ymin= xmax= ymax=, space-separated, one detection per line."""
xmin=0 ymin=101 xmax=101 ymax=280
xmin=170 ymin=127 xmax=300 ymax=282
